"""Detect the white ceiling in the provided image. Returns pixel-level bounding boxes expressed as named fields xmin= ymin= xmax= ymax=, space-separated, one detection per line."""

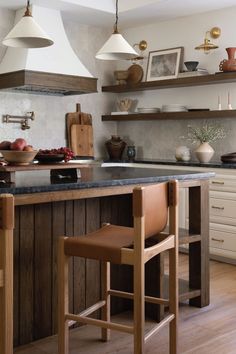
xmin=0 ymin=0 xmax=236 ymax=28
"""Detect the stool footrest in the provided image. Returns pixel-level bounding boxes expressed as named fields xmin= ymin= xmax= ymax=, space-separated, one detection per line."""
xmin=144 ymin=314 xmax=175 ymax=343
xmin=66 ymin=313 xmax=134 ymax=334
xmin=109 ymin=289 xmax=169 ymax=306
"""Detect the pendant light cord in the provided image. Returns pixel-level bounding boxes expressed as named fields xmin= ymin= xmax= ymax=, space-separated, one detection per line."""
xmin=24 ymin=0 xmax=32 ymax=17
xmin=113 ymin=0 xmax=119 ymax=33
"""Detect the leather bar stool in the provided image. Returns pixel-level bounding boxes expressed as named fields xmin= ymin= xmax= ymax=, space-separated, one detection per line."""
xmin=0 ymin=194 xmax=14 ymax=354
xmin=58 ymin=181 xmax=179 ymax=354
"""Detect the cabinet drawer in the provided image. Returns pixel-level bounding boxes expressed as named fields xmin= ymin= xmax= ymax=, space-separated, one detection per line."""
xmin=210 ymin=175 xmax=236 ymax=193
xmin=210 ymin=197 xmax=236 ymax=219
xmin=210 ymin=228 xmax=236 ymax=252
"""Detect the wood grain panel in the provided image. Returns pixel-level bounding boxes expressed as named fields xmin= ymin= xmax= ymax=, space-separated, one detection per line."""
xmin=73 ymin=200 xmax=86 ymax=315
xmin=19 ymin=205 xmax=34 ymax=345
xmin=65 ymin=201 xmax=74 ymax=315
xmin=85 ymin=198 xmax=101 ymax=318
xmin=52 ymin=201 xmax=65 ymax=334
xmin=34 ymin=203 xmax=52 ymax=340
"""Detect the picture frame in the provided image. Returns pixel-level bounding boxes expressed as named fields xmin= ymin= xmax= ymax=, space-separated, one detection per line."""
xmin=146 ymin=47 xmax=184 ymax=81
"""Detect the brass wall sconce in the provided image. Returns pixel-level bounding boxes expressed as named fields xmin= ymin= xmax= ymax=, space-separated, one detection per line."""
xmin=195 ymin=27 xmax=221 ymax=54
xmin=132 ymin=40 xmax=148 ymax=61
xmin=3 ymin=111 xmax=35 ymax=130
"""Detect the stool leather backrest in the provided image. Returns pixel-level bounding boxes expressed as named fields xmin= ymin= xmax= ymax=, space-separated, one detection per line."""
xmin=133 ymin=182 xmax=168 ymax=239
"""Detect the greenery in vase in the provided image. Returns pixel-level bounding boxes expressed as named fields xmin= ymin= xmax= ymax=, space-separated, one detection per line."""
xmin=187 ymin=123 xmax=226 ymax=144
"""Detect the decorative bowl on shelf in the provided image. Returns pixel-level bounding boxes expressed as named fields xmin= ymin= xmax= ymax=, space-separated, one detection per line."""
xmin=0 ymin=150 xmax=38 ymax=165
xmin=184 ymin=61 xmax=199 ymax=71
xmin=35 ymin=153 xmax=65 ymax=164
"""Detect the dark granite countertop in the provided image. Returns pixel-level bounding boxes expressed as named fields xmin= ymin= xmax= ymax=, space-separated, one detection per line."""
xmin=105 ymin=158 xmax=236 ymax=169
xmin=0 ymin=166 xmax=214 ymax=195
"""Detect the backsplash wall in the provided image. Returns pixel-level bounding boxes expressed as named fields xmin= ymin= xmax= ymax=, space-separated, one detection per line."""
xmin=0 ymin=7 xmax=116 ymax=158
xmin=114 ymin=6 xmax=236 ymax=161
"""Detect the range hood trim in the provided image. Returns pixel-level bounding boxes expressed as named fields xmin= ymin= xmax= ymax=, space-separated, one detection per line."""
xmin=0 ymin=70 xmax=97 ymax=96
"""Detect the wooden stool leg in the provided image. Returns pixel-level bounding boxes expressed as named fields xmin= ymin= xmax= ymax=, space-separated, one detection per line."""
xmin=58 ymin=237 xmax=70 ymax=354
xmin=101 ymin=261 xmax=111 ymax=341
xmin=169 ymin=247 xmax=178 ymax=354
xmin=133 ymin=261 xmax=145 ymax=354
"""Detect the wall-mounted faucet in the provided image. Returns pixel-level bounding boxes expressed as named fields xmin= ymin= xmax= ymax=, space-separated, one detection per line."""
xmin=3 ymin=111 xmax=35 ymax=130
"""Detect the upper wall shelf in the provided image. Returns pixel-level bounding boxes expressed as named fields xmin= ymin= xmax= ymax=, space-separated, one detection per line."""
xmin=102 ymin=110 xmax=236 ymax=121
xmin=102 ymin=72 xmax=236 ymax=93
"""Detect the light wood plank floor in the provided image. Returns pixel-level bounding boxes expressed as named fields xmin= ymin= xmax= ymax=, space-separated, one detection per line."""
xmin=14 ymin=255 xmax=236 ymax=354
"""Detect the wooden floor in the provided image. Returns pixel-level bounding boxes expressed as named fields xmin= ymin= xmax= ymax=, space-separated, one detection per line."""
xmin=14 ymin=255 xmax=236 ymax=354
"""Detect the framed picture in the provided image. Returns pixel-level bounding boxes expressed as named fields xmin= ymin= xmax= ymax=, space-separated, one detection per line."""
xmin=146 ymin=47 xmax=184 ymax=81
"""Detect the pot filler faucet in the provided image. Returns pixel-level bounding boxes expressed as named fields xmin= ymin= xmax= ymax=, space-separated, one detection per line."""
xmin=2 ymin=111 xmax=35 ymax=130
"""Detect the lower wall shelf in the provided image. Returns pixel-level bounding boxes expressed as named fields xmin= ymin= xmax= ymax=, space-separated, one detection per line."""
xmin=102 ymin=109 xmax=236 ymax=121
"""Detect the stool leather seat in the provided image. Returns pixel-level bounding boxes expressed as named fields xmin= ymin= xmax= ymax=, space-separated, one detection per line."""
xmin=64 ymin=224 xmax=134 ymax=264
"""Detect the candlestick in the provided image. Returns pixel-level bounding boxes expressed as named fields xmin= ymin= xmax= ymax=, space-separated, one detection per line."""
xmin=228 ymin=92 xmax=232 ymax=110
xmin=218 ymin=95 xmax=221 ymax=110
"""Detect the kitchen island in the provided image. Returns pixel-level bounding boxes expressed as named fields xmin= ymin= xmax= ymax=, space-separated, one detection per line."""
xmin=0 ymin=165 xmax=214 ymax=348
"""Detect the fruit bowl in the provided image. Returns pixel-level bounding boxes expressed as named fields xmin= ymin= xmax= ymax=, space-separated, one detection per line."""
xmin=0 ymin=150 xmax=38 ymax=165
xmin=35 ymin=153 xmax=65 ymax=164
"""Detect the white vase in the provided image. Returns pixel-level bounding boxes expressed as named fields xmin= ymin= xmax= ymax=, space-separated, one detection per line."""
xmin=195 ymin=142 xmax=214 ymax=163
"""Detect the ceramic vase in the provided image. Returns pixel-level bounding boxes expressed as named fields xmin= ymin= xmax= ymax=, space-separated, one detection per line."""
xmin=105 ymin=135 xmax=126 ymax=160
xmin=127 ymin=146 xmax=136 ymax=161
xmin=195 ymin=142 xmax=214 ymax=163
xmin=219 ymin=47 xmax=236 ymax=72
xmin=175 ymin=146 xmax=191 ymax=162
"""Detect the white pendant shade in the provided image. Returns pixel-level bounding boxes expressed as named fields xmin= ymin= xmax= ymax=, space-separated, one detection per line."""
xmin=96 ymin=33 xmax=138 ymax=60
xmin=3 ymin=13 xmax=54 ymax=48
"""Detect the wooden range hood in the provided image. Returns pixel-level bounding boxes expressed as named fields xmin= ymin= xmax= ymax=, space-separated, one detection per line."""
xmin=0 ymin=6 xmax=97 ymax=96
xmin=0 ymin=69 xmax=97 ymax=96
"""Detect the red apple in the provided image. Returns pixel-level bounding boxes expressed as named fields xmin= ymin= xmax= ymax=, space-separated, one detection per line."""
xmin=0 ymin=140 xmax=11 ymax=150
xmin=23 ymin=145 xmax=34 ymax=152
xmin=10 ymin=138 xmax=27 ymax=151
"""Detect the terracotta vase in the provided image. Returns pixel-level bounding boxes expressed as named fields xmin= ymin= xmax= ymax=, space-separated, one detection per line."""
xmin=105 ymin=135 xmax=126 ymax=160
xmin=219 ymin=47 xmax=236 ymax=72
xmin=195 ymin=142 xmax=214 ymax=163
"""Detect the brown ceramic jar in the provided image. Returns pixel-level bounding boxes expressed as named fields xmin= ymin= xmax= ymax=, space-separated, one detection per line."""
xmin=105 ymin=135 xmax=126 ymax=160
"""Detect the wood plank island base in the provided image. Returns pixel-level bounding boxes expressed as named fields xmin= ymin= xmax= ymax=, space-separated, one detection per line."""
xmin=0 ymin=166 xmax=214 ymax=348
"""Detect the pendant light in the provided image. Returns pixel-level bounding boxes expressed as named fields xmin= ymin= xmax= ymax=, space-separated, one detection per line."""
xmin=96 ymin=0 xmax=138 ymax=60
xmin=2 ymin=0 xmax=53 ymax=48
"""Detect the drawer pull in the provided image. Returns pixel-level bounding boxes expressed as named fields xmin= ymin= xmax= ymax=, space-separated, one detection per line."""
xmin=211 ymin=205 xmax=224 ymax=210
xmin=211 ymin=181 xmax=224 ymax=185
xmin=211 ymin=237 xmax=224 ymax=243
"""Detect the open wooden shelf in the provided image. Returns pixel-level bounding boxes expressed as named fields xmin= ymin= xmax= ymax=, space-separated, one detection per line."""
xmin=163 ymin=276 xmax=201 ymax=302
xmin=102 ymin=109 xmax=236 ymax=121
xmin=102 ymin=71 xmax=236 ymax=93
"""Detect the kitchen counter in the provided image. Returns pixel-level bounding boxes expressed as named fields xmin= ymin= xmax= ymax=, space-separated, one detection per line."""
xmin=7 ymin=166 xmax=212 ymax=347
xmin=104 ymin=158 xmax=236 ymax=169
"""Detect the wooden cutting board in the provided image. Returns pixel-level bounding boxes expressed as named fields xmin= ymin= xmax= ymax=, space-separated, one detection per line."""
xmin=70 ymin=124 xmax=94 ymax=157
xmin=66 ymin=104 xmax=93 ymax=149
